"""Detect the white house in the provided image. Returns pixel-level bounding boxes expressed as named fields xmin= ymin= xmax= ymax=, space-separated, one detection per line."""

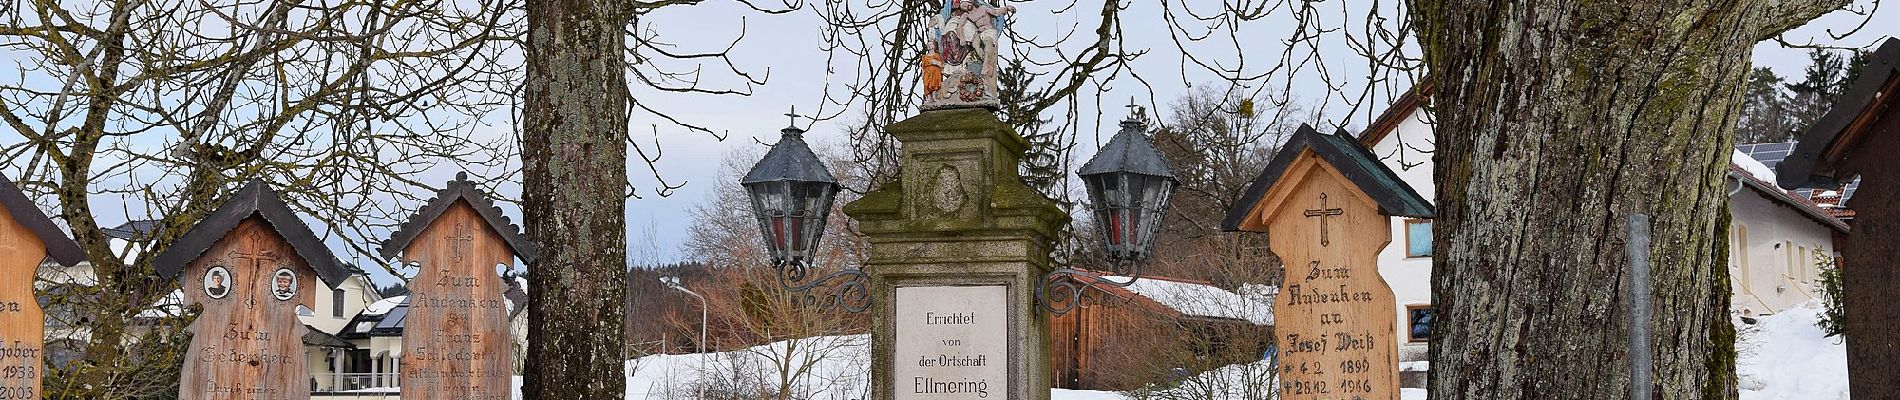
xmin=1352 ymin=88 xmax=1849 ymax=366
xmin=1725 ymin=151 xmax=1848 ymax=317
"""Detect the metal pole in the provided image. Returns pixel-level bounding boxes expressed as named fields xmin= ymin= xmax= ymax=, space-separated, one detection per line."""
xmin=1627 ymin=214 xmax=1653 ymax=400
xmin=667 ymin=281 xmax=708 ymax=400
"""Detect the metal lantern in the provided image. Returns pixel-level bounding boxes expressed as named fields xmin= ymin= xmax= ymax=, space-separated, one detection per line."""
xmin=741 ymin=123 xmax=841 ymax=267
xmin=1076 ymin=111 xmax=1177 ymax=263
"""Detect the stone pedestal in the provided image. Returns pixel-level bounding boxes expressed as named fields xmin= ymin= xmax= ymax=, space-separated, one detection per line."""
xmin=844 ymin=109 xmax=1067 ymax=400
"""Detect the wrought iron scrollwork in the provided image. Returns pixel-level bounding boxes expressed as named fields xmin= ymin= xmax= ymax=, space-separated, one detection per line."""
xmin=776 ymin=260 xmax=872 ymax=313
xmin=1037 ymin=259 xmax=1143 ymax=315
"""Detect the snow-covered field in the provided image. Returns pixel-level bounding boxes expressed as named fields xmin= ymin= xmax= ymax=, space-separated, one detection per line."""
xmin=502 ymin=301 xmax=1843 ymax=399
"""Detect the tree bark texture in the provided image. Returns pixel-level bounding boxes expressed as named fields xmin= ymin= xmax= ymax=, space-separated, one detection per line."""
xmin=1407 ymin=1 xmax=1846 ymax=399
xmin=523 ymin=0 xmax=630 ymax=398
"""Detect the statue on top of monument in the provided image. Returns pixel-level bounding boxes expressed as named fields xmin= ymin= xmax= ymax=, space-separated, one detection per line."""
xmin=921 ymin=0 xmax=1014 ymax=110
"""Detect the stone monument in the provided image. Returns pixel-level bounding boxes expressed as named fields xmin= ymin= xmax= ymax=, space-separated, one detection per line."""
xmin=154 ymin=180 xmax=356 ymax=400
xmin=0 ymin=175 xmax=83 ymax=400
xmin=843 ymin=107 xmax=1066 ymax=400
xmin=922 ymin=0 xmax=1015 ymax=110
xmin=380 ymin=173 xmax=533 ymax=400
xmin=1221 ymin=125 xmax=1434 ymax=400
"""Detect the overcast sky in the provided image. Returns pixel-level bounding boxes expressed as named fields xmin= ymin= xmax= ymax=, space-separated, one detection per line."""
xmin=1 ymin=1 xmax=1893 ymax=285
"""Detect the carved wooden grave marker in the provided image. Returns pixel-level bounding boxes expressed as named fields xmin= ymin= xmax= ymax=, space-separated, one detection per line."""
xmin=380 ymin=173 xmax=533 ymax=400
xmin=1223 ymin=125 xmax=1434 ymax=400
xmin=0 ymin=175 xmax=83 ymax=400
xmin=154 ymin=180 xmax=355 ymax=400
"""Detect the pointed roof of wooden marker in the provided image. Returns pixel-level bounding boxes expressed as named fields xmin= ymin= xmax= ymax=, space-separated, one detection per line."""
xmin=153 ymin=180 xmax=354 ymax=288
xmin=1221 ymin=124 xmax=1435 ymax=232
xmin=378 ymin=172 xmax=536 ymax=263
xmin=0 ymin=174 xmax=84 ymax=266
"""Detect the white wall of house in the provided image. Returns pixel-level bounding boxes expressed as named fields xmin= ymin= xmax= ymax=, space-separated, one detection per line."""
xmin=1365 ymin=108 xmax=1436 ymax=361
xmin=1727 ymin=178 xmax=1839 ymax=317
xmin=302 ymin=274 xmax=379 ymax=334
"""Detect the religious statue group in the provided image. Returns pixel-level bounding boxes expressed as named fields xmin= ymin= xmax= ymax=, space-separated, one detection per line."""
xmin=922 ymin=0 xmax=1014 ymax=110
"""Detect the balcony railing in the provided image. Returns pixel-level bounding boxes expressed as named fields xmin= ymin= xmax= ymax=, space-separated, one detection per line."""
xmin=310 ymin=372 xmax=400 ymax=393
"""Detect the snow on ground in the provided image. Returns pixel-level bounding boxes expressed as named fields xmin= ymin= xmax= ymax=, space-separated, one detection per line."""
xmin=1738 ymin=301 xmax=1848 ymax=400
xmin=496 ymin=301 xmax=1844 ymax=399
xmin=509 ymin=335 xmax=1118 ymax=399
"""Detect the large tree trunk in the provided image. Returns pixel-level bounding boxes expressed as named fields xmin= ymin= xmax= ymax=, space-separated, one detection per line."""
xmin=1407 ymin=1 xmax=1845 ymax=398
xmin=522 ymin=0 xmax=630 ymax=398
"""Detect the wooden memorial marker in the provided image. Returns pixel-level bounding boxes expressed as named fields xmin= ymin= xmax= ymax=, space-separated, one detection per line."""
xmin=1222 ymin=125 xmax=1434 ymax=400
xmin=380 ymin=173 xmax=533 ymax=400
xmin=154 ymin=180 xmax=355 ymax=400
xmin=0 ymin=175 xmax=84 ymax=400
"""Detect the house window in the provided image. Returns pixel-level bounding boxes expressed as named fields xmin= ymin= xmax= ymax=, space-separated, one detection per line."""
xmin=1798 ymin=245 xmax=1811 ymax=282
xmin=332 ymin=289 xmax=345 ymax=318
xmin=1407 ymin=305 xmax=1433 ymax=343
xmin=1784 ymin=241 xmax=1797 ymax=279
xmin=1404 ymin=220 xmax=1432 ymax=258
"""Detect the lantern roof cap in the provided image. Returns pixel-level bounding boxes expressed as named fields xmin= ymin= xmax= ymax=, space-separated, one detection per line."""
xmin=1079 ymin=114 xmax=1176 ymax=179
xmin=743 ymin=125 xmax=840 ymax=185
xmin=1221 ymin=124 xmax=1434 ymax=232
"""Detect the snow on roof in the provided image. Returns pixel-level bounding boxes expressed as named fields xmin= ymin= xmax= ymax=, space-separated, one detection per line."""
xmin=1732 ymin=149 xmax=1776 ymax=183
xmin=1113 ymin=276 xmax=1274 ymax=325
xmin=363 ymin=295 xmax=408 ymax=316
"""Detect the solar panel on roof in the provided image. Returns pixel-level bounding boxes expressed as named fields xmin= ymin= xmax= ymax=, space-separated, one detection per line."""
xmin=1735 ymin=142 xmax=1858 ymax=206
xmin=376 ymin=305 xmax=408 ymax=329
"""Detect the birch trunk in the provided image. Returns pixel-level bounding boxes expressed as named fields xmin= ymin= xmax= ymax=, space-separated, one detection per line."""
xmin=1406 ymin=1 xmax=1847 ymax=398
xmin=522 ymin=0 xmax=630 ymax=398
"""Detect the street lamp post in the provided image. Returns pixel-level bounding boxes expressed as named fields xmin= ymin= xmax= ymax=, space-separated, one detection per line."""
xmin=661 ymin=276 xmax=707 ymax=399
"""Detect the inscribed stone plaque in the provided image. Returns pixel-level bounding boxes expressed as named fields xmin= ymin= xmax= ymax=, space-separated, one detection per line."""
xmin=0 ymin=211 xmax=46 ymax=400
xmin=894 ymin=285 xmax=1009 ymax=399
xmin=398 ymin=202 xmax=514 ymax=400
xmin=178 ymin=218 xmax=318 ymax=400
xmin=1263 ymin=164 xmax=1401 ymax=400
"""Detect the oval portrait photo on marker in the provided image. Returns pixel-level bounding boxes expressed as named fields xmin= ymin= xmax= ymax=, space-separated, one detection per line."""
xmin=271 ymin=268 xmax=297 ymax=301
xmin=203 ymin=266 xmax=232 ymax=300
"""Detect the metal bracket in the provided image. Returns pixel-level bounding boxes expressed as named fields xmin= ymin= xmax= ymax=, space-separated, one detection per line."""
xmin=1036 ymin=258 xmax=1144 ymax=315
xmin=775 ymin=259 xmax=872 ymax=313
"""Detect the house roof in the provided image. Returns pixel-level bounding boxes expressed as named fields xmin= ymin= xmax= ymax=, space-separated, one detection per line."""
xmin=1223 ymin=124 xmax=1436 ymax=232
xmin=1355 ymin=83 xmax=1433 ymax=146
xmin=1779 ymin=38 xmax=1900 ymax=190
xmin=339 ymin=295 xmax=410 ymax=339
xmin=1069 ymin=272 xmax=1274 ymax=325
xmin=151 ymin=180 xmax=353 ymax=289
xmin=1111 ymin=275 xmax=1274 ymax=325
xmin=0 ymin=175 xmax=85 ymax=266
xmin=1730 ymin=151 xmax=1850 ymax=233
xmin=378 ymin=172 xmax=536 ymax=262
xmin=303 ymin=324 xmax=356 ymax=348
xmin=1738 ymin=142 xmax=1859 ymax=206
xmin=102 ymin=219 xmax=165 ymax=241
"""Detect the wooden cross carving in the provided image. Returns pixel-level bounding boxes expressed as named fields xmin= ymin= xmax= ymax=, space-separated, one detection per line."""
xmin=227 ymin=232 xmax=279 ymax=308
xmin=449 ymin=220 xmax=474 ymax=267
xmin=1303 ymin=193 xmax=1345 ymax=247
